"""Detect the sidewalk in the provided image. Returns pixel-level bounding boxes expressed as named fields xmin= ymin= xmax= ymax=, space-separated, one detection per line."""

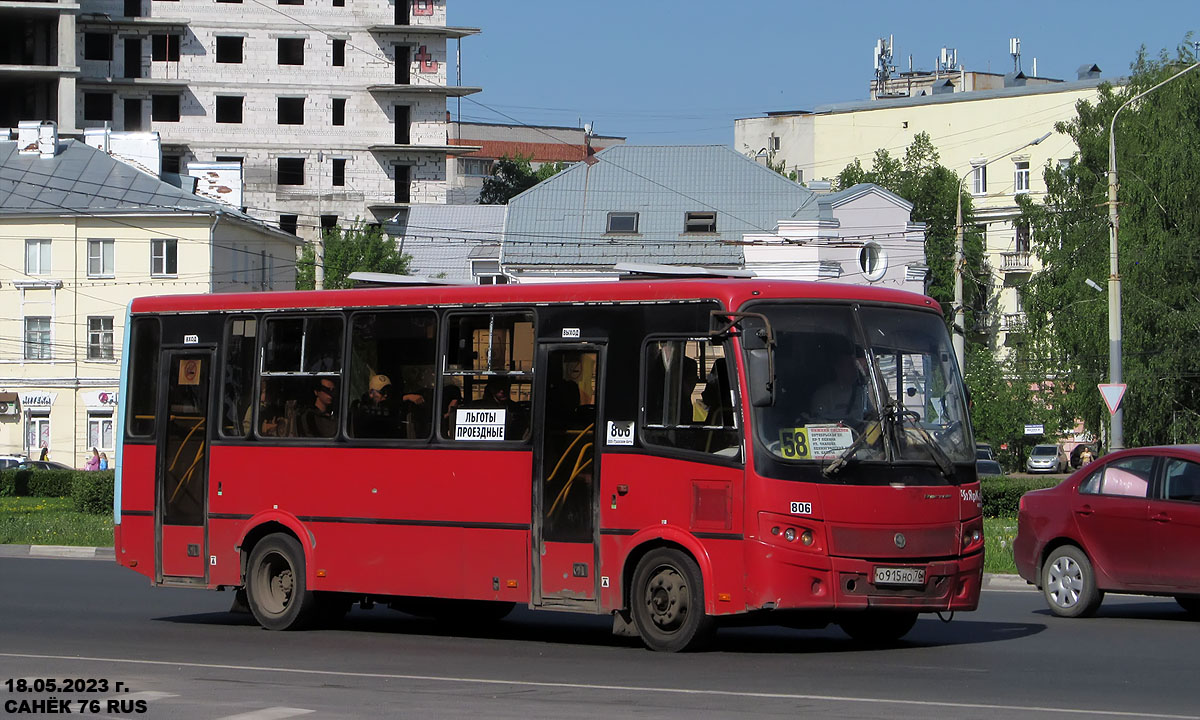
xmin=0 ymin=543 xmax=1034 ymax=590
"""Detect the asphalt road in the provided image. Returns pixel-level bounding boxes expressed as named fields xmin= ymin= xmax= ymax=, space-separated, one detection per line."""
xmin=2 ymin=556 xmax=1198 ymax=719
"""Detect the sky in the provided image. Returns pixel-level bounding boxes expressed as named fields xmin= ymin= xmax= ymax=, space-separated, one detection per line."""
xmin=448 ymin=0 xmax=1197 ymax=146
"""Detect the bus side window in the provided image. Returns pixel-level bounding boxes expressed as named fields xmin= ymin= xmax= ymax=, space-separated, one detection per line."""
xmin=348 ymin=311 xmax=437 ymax=440
xmin=441 ymin=311 xmax=534 ymax=441
xmin=220 ymin=316 xmax=257 ymax=438
xmin=642 ymin=339 xmax=739 ymax=458
xmin=126 ymin=318 xmax=161 ymax=438
xmin=259 ymin=315 xmax=344 ymax=439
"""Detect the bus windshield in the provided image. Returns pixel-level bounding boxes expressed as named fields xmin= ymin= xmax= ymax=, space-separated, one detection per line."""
xmin=748 ymin=303 xmax=972 ymax=475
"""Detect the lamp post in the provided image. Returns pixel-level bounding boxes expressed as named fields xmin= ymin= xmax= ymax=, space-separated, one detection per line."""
xmin=953 ymin=131 xmax=1051 ymax=376
xmin=1106 ymin=55 xmax=1200 ymax=450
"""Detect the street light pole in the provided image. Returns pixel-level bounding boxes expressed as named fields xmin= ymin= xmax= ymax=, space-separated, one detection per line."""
xmin=953 ymin=131 xmax=1051 ymax=377
xmin=1106 ymin=55 xmax=1200 ymax=450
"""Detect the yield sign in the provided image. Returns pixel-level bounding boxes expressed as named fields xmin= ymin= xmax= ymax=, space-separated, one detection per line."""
xmin=1098 ymin=383 xmax=1127 ymax=415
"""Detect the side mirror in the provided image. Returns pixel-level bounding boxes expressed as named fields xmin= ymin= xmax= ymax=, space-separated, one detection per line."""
xmin=747 ymin=348 xmax=774 ymax=407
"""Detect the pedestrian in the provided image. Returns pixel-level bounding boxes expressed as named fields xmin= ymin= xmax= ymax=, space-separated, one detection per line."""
xmin=1079 ymin=446 xmax=1094 ymax=466
xmin=39 ymin=446 xmax=49 ymax=462
xmin=98 ymin=452 xmax=109 ymax=471
xmin=85 ymin=448 xmax=100 ymax=471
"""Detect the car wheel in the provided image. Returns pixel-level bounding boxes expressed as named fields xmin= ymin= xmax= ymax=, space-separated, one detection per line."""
xmin=630 ymin=549 xmax=714 ymax=652
xmin=1041 ymin=545 xmax=1103 ymax=618
xmin=1175 ymin=596 xmax=1200 ymax=616
xmin=245 ymin=533 xmax=317 ymax=630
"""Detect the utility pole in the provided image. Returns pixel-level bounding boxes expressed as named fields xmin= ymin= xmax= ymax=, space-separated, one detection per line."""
xmin=315 ymin=151 xmax=324 ymax=290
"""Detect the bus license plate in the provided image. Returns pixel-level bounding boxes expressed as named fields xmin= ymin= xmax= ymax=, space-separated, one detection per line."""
xmin=874 ymin=566 xmax=926 ymax=586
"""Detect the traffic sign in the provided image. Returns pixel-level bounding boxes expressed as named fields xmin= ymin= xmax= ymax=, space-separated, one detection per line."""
xmin=1098 ymin=383 xmax=1127 ymax=415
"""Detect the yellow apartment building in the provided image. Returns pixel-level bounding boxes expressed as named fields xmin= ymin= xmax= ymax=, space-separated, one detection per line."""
xmin=0 ymin=123 xmax=301 ymax=468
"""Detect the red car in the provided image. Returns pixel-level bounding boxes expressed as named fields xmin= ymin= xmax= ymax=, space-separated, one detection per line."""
xmin=1015 ymin=445 xmax=1200 ymax=617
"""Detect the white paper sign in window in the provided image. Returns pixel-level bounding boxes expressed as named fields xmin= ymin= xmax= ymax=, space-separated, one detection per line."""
xmin=455 ymin=408 xmax=507 ymax=441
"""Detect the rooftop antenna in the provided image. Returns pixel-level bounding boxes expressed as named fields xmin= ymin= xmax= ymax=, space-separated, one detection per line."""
xmin=1010 ymin=37 xmax=1021 ymax=73
xmin=873 ymin=35 xmax=903 ymax=98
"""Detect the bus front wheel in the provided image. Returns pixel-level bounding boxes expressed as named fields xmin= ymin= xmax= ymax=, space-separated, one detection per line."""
xmin=630 ymin=549 xmax=714 ymax=652
xmin=246 ymin=533 xmax=317 ymax=631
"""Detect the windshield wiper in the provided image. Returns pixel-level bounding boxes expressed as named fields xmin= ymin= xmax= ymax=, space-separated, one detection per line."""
xmin=897 ymin=408 xmax=956 ymax=479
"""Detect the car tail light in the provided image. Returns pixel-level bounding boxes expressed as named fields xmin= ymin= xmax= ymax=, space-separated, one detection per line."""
xmin=961 ymin=517 xmax=984 ymax=554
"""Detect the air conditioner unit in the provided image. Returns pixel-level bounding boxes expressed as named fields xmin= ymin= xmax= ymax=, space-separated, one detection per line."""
xmin=0 ymin=401 xmax=16 ymax=416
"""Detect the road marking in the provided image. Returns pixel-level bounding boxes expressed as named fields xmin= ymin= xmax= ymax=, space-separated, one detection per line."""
xmin=1 ymin=652 xmax=1195 ymax=719
xmin=217 ymin=708 xmax=315 ymax=720
xmin=104 ymin=691 xmax=177 ymax=702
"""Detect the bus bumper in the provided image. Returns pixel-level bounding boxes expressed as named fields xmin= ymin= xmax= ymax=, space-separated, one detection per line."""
xmin=746 ymin=540 xmax=983 ymax=612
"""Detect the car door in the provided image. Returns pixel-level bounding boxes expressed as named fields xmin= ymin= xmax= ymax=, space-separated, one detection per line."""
xmin=1072 ymin=455 xmax=1158 ymax=587
xmin=1149 ymin=456 xmax=1200 ymax=590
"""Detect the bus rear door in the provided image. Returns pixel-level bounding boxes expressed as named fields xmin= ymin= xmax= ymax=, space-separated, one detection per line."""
xmin=155 ymin=349 xmax=213 ymax=582
xmin=534 ymin=344 xmax=604 ymax=609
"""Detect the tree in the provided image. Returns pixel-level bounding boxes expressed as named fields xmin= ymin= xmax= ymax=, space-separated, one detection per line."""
xmin=296 ymin=222 xmax=410 ymax=290
xmin=477 ymin=154 xmax=568 ymax=205
xmin=965 ymin=345 xmax=1059 ymax=471
xmin=834 ymin=133 xmax=988 ymax=332
xmin=1019 ymin=41 xmax=1200 ymax=447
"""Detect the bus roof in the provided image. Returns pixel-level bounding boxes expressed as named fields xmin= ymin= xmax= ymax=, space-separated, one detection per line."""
xmin=129 ymin=278 xmax=942 ymax=315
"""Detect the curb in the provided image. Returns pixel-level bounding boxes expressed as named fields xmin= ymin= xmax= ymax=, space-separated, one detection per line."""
xmin=983 ymin=573 xmax=1034 ymax=591
xmin=0 ymin=544 xmax=114 ymax=560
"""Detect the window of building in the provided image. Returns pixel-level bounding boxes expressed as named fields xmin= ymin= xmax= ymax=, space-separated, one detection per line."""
xmin=332 ymin=0 xmax=344 ymax=6
xmin=161 ymin=154 xmax=181 ymax=174
xmin=260 ymin=315 xmax=344 ymax=439
xmin=332 ymin=39 xmax=345 ymax=66
xmin=24 ymin=317 xmax=51 ymax=360
xmin=278 ymin=0 xmax=302 ymax=5
xmin=151 ymin=94 xmax=180 ymax=122
xmin=124 ymin=99 xmax=142 ymax=131
xmin=123 ymin=38 xmax=141 ymax=79
xmin=394 ymin=105 xmax=410 ymax=144
xmin=332 ymin=97 xmax=346 ymax=126
xmin=278 ymin=38 xmax=305 ymax=65
xmin=83 ymin=93 xmax=113 ymax=121
xmin=88 ymin=317 xmax=115 ymax=360
xmin=215 ymin=36 xmax=243 ymax=63
xmin=395 ymin=1 xmax=409 ymax=24
xmin=151 ymin=238 xmax=178 ymax=276
xmin=1058 ymin=158 xmax=1072 ymax=172
xmin=394 ymin=165 xmax=410 ymax=202
xmin=684 ymin=211 xmax=717 ymax=233
xmin=440 ymin=311 xmax=534 ymax=442
xmin=215 ymin=155 xmax=243 ymax=164
xmin=124 ymin=0 xmax=142 ymax=16
xmin=768 ymin=135 xmax=780 ymax=151
xmin=25 ymin=239 xmax=51 ymax=275
xmin=1015 ymin=222 xmax=1031 ymax=253
xmin=278 ymin=97 xmax=304 ymax=125
xmin=320 ymin=215 xmax=338 ymax=233
xmin=215 ymin=0 xmax=242 ymax=4
xmin=88 ymin=413 xmax=115 ymax=451
xmin=971 ymin=163 xmax=988 ymax=195
xmin=459 ymin=158 xmax=492 ymax=177
xmin=87 ymin=239 xmax=114 ymax=277
xmin=395 ymin=45 xmax=409 ymax=84
xmin=471 ymin=260 xmax=508 ymax=285
xmin=151 ymin=34 xmax=181 ymax=62
xmin=279 ymin=215 xmax=298 ymax=235
xmin=332 ymin=158 xmax=346 ymax=186
xmin=278 ymin=158 xmax=305 ymax=185
xmin=26 ymin=414 xmax=50 ymax=456
xmin=606 ymin=212 xmax=638 ymax=234
xmin=858 ymin=242 xmax=887 ymax=282
xmin=215 ymin=95 xmax=243 ymax=123
xmin=347 ymin=311 xmax=437 ymax=439
xmin=84 ymin=33 xmax=113 ymax=61
xmin=1014 ymin=160 xmax=1030 ymax=194
xmin=641 ymin=338 xmax=738 ymax=457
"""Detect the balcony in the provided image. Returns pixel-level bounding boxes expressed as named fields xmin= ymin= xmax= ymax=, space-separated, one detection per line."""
xmin=368 ymin=143 xmax=480 ymax=156
xmin=1001 ymin=312 xmax=1028 ymax=332
xmin=367 ymin=25 xmax=480 ymax=39
xmin=1000 ymin=251 xmax=1032 ymax=272
xmin=366 ymin=84 xmax=481 ymax=97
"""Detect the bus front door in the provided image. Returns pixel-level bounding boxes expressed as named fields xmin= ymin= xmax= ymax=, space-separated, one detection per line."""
xmin=155 ymin=350 xmax=213 ymax=582
xmin=534 ymin=345 xmax=603 ymax=609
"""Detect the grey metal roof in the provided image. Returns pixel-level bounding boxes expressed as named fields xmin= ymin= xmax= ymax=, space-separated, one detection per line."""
xmin=0 ymin=139 xmax=252 ymax=219
xmin=400 ymin=203 xmax=505 ymax=282
xmin=503 ymin=145 xmax=819 ymax=268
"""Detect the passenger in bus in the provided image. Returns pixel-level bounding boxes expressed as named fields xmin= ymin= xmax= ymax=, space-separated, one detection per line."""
xmin=480 ymin=378 xmax=529 ymax=440
xmin=646 ymin=343 xmax=700 ymax=426
xmin=441 ymin=384 xmax=462 ymax=437
xmin=351 ymin=374 xmax=401 ymax=438
xmin=295 ymin=378 xmax=338 ymax=438
xmin=547 ymin=354 xmax=583 ymax=427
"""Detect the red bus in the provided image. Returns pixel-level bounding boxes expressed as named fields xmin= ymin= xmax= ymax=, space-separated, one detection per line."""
xmin=114 ymin=277 xmax=983 ymax=651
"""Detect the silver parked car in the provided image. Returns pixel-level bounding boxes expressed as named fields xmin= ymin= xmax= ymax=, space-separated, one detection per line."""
xmin=1026 ymin=443 xmax=1067 ymax=473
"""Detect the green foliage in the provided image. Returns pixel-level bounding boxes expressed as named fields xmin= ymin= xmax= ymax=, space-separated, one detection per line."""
xmin=834 ymin=133 xmax=987 ymax=328
xmin=297 ymin=222 xmax=411 ymax=290
xmin=1019 ymin=40 xmax=1200 ymax=447
xmin=0 ymin=496 xmax=114 ymax=547
xmin=966 ymin=345 xmax=1061 ymax=471
xmin=478 ymin=154 xmax=567 ymax=205
xmin=981 ymin=476 xmax=1061 ymax=518
xmin=71 ymin=473 xmax=115 ymax=515
xmin=28 ymin=469 xmax=75 ymax=498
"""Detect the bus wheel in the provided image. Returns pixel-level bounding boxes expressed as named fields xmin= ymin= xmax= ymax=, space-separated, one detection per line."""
xmin=838 ymin=611 xmax=918 ymax=645
xmin=246 ymin=533 xmax=317 ymax=630
xmin=630 ymin=549 xmax=714 ymax=652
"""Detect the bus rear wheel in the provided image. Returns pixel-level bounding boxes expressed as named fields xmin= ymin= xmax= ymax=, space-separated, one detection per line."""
xmin=246 ymin=533 xmax=317 ymax=631
xmin=838 ymin=611 xmax=918 ymax=645
xmin=630 ymin=549 xmax=714 ymax=652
